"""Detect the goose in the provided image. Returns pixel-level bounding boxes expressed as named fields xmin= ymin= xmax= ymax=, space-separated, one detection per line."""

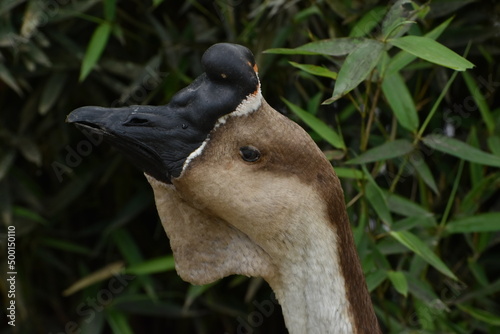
xmin=67 ymin=43 xmax=381 ymax=334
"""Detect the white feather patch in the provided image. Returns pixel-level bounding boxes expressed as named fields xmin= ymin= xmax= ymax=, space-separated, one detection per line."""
xmin=180 ymin=84 xmax=262 ymax=176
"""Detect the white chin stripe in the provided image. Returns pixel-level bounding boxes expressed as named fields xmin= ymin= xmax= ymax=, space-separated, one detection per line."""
xmin=180 ymin=85 xmax=262 ymax=177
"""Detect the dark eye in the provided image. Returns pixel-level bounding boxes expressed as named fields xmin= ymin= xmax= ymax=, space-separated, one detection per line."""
xmin=239 ymin=146 xmax=261 ymax=162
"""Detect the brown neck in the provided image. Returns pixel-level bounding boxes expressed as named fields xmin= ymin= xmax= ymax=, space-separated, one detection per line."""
xmin=324 ymin=176 xmax=381 ymax=334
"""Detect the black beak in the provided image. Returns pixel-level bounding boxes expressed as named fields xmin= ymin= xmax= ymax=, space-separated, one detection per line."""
xmin=66 ymin=43 xmax=260 ymax=184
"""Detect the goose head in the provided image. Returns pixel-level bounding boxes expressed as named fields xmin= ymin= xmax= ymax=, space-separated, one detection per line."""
xmin=67 ymin=43 xmax=379 ymax=334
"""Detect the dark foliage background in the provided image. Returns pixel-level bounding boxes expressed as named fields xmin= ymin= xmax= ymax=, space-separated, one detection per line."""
xmin=1 ymin=0 xmax=499 ymax=333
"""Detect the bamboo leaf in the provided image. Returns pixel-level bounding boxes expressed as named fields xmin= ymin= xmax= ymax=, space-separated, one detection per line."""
xmin=39 ymin=72 xmax=67 ymax=115
xmin=389 ymin=36 xmax=474 ymax=71
xmin=446 ymin=213 xmax=500 ymax=234
xmin=364 ymin=168 xmax=393 ymax=226
xmin=409 ymin=154 xmax=439 ymax=194
xmin=458 ymin=304 xmax=500 ymax=326
xmin=79 ymin=22 xmax=112 ymax=81
xmin=289 ymin=61 xmax=337 ymax=79
xmin=350 ymin=6 xmax=386 ymax=38
xmin=126 ymin=256 xmax=176 ymax=275
xmin=422 ymin=134 xmax=500 ymax=167
xmin=387 ymin=270 xmax=408 ymax=296
xmin=382 ymin=72 xmax=419 ymax=132
xmin=282 ymin=98 xmax=345 ymax=149
xmin=387 ymin=16 xmax=454 ymax=75
xmin=325 ymin=39 xmax=384 ymax=103
xmin=346 ymin=139 xmax=414 ymax=164
xmin=265 ymin=37 xmax=366 ymax=56
xmin=462 ymin=71 xmax=495 ymax=135
xmin=390 ymin=230 xmax=458 ymax=280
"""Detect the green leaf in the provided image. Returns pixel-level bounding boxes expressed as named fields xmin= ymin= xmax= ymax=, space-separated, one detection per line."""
xmin=446 ymin=213 xmax=500 ymax=234
xmin=365 ymin=269 xmax=387 ymax=292
xmin=386 ymin=16 xmax=454 ymax=75
xmin=393 ymin=215 xmax=436 ymax=231
xmin=265 ymin=38 xmax=366 ymax=56
xmin=106 ymin=309 xmax=134 ymax=334
xmin=334 ymin=167 xmax=365 ymax=179
xmin=79 ymin=22 xmax=112 ymax=82
xmin=387 ymin=270 xmax=408 ymax=296
xmin=126 ymin=256 xmax=176 ymax=275
xmin=389 ymin=36 xmax=474 ymax=71
xmin=282 ymin=98 xmax=345 ymax=149
xmin=422 ymin=134 xmax=500 ymax=167
xmin=326 ymin=39 xmax=384 ymax=103
xmin=462 ymin=71 xmax=495 ymax=135
xmin=382 ymin=72 xmax=419 ymax=131
xmin=384 ymin=190 xmax=432 ymax=218
xmin=104 ymin=0 xmax=117 ymax=20
xmin=0 ymin=62 xmax=23 ymax=95
xmin=40 ymin=237 xmax=92 ymax=255
xmin=488 ymin=135 xmax=500 ymax=156
xmin=457 ymin=304 xmax=500 ymax=326
xmin=409 ymin=153 xmax=439 ymax=194
xmin=39 ymin=72 xmax=67 ymax=115
xmin=381 ymin=0 xmax=414 ymax=39
xmin=390 ymin=230 xmax=458 ymax=280
xmin=289 ymin=61 xmax=337 ymax=79
xmin=349 ymin=6 xmax=386 ymax=38
xmin=364 ymin=168 xmax=393 ymax=226
xmin=346 ymin=139 xmax=414 ymax=164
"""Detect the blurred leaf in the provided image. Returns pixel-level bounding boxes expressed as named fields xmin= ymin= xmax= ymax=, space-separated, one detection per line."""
xmin=346 ymin=139 xmax=414 ymax=164
xmin=350 ymin=6 xmax=386 ymax=37
xmin=106 ymin=309 xmax=134 ymax=334
xmin=80 ymin=22 xmax=112 ymax=81
xmin=389 ymin=36 xmax=474 ymax=71
xmin=393 ymin=215 xmax=436 ymax=231
xmin=334 ymin=167 xmax=365 ymax=179
xmin=387 ymin=270 xmax=408 ymax=296
xmin=39 ymin=72 xmax=67 ymax=115
xmin=325 ymin=39 xmax=384 ymax=103
xmin=126 ymin=256 xmax=176 ymax=275
xmin=0 ymin=62 xmax=23 ymax=95
xmin=14 ymin=206 xmax=49 ymax=225
xmin=289 ymin=61 xmax=337 ymax=79
xmin=446 ymin=213 xmax=500 ymax=234
xmin=366 ymin=269 xmax=387 ymax=292
xmin=184 ymin=283 xmax=216 ymax=311
xmin=459 ymin=173 xmax=500 ymax=214
xmin=422 ymin=134 xmax=500 ymax=167
xmin=409 ymin=154 xmax=439 ymax=194
xmin=390 ymin=230 xmax=457 ymax=280
xmin=0 ymin=151 xmax=16 ymax=181
xmin=462 ymin=71 xmax=495 ymax=135
xmin=382 ymin=72 xmax=419 ymax=131
xmin=382 ymin=0 xmax=414 ymax=39
xmin=488 ymin=135 xmax=500 ymax=156
xmin=384 ymin=191 xmax=433 ymax=217
xmin=63 ymin=261 xmax=125 ymax=296
xmin=104 ymin=0 xmax=117 ymax=20
xmin=265 ymin=37 xmax=366 ymax=56
xmin=364 ymin=169 xmax=393 ymax=226
xmin=457 ymin=304 xmax=500 ymax=326
xmin=282 ymin=98 xmax=345 ymax=149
